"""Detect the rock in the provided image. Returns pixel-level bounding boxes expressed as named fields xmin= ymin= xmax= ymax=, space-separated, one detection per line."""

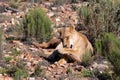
xmin=57 ymin=58 xmax=67 ymax=66
xmin=56 ymin=69 xmax=63 ymax=75
xmin=44 ymin=2 xmax=52 ymax=8
xmin=16 ymin=11 xmax=25 ymax=18
xmin=12 ymin=40 xmax=23 ymax=46
xmin=47 ymin=12 xmax=55 ymax=18
xmin=2 ymin=12 xmax=11 ymax=16
xmin=26 ymin=62 xmax=31 ymax=67
xmin=60 ymin=6 xmax=66 ymax=13
xmin=29 ymin=77 xmax=35 ymax=80
xmin=0 ymin=74 xmax=2 ymax=77
xmin=50 ymin=64 xmax=56 ymax=68
xmin=80 ymin=77 xmax=93 ymax=80
xmin=0 ymin=75 xmax=13 ymax=80
xmin=48 ymin=67 xmax=52 ymax=71
xmin=55 ymin=17 xmax=61 ymax=22
xmin=51 ymin=7 xmax=57 ymax=11
xmin=91 ymin=59 xmax=111 ymax=73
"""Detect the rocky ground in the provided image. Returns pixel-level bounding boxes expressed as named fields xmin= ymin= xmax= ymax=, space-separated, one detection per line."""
xmin=0 ymin=0 xmax=112 ymax=80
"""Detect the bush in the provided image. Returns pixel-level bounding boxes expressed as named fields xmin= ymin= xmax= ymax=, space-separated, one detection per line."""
xmin=4 ymin=56 xmax=13 ymax=63
xmin=81 ymin=51 xmax=93 ymax=67
xmin=3 ymin=60 xmax=28 ymax=80
xmin=0 ymin=29 xmax=4 ymax=60
xmin=53 ymin=0 xmax=78 ymax=6
xmin=102 ymin=33 xmax=120 ymax=76
xmin=94 ymin=69 xmax=112 ymax=80
xmin=14 ymin=68 xmax=28 ymax=80
xmin=78 ymin=0 xmax=120 ymax=43
xmin=23 ymin=8 xmax=53 ymax=42
xmin=12 ymin=48 xmax=21 ymax=56
xmin=95 ymin=33 xmax=120 ymax=79
xmin=53 ymin=0 xmax=68 ymax=6
xmin=80 ymin=69 xmax=93 ymax=77
xmin=10 ymin=0 xmax=21 ymax=9
xmin=33 ymin=65 xmax=45 ymax=77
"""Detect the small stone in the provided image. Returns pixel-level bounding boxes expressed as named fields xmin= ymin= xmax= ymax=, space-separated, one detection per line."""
xmin=51 ymin=7 xmax=57 ymax=11
xmin=26 ymin=62 xmax=31 ymax=67
xmin=29 ymin=77 xmax=35 ymax=80
xmin=50 ymin=64 xmax=56 ymax=68
xmin=47 ymin=12 xmax=55 ymax=18
xmin=56 ymin=18 xmax=61 ymax=22
xmin=48 ymin=67 xmax=52 ymax=71
xmin=0 ymin=74 xmax=2 ymax=76
xmin=80 ymin=77 xmax=92 ymax=80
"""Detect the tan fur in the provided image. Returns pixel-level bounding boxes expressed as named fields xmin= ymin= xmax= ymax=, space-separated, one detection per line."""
xmin=33 ymin=37 xmax=60 ymax=49
xmin=56 ymin=26 xmax=93 ymax=62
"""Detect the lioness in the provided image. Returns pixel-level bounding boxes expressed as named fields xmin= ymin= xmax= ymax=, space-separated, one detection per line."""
xmin=56 ymin=25 xmax=93 ymax=62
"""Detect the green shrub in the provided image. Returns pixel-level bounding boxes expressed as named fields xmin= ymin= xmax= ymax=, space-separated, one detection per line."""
xmin=94 ymin=69 xmax=113 ymax=80
xmin=3 ymin=60 xmax=28 ymax=80
xmin=95 ymin=33 xmax=120 ymax=79
xmin=102 ymin=33 xmax=120 ymax=76
xmin=12 ymin=48 xmax=21 ymax=56
xmin=23 ymin=8 xmax=53 ymax=42
xmin=10 ymin=0 xmax=21 ymax=9
xmin=0 ymin=15 xmax=11 ymax=23
xmin=0 ymin=29 xmax=4 ymax=60
xmin=53 ymin=0 xmax=68 ymax=6
xmin=80 ymin=69 xmax=92 ymax=77
xmin=95 ymin=39 xmax=102 ymax=55
xmin=66 ymin=68 xmax=72 ymax=74
xmin=81 ymin=51 xmax=93 ymax=67
xmin=10 ymin=2 xmax=19 ymax=9
xmin=14 ymin=68 xmax=28 ymax=80
xmin=32 ymin=64 xmax=45 ymax=77
xmin=78 ymin=0 xmax=120 ymax=43
xmin=53 ymin=0 xmax=78 ymax=6
xmin=4 ymin=56 xmax=13 ymax=63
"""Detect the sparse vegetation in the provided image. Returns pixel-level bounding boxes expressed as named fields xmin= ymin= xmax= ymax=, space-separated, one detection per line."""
xmin=4 ymin=56 xmax=13 ymax=63
xmin=80 ymin=69 xmax=92 ymax=77
xmin=95 ymin=33 xmax=120 ymax=79
xmin=10 ymin=0 xmax=21 ymax=9
xmin=66 ymin=68 xmax=72 ymax=74
xmin=0 ymin=15 xmax=11 ymax=23
xmin=79 ymin=0 xmax=120 ymax=79
xmin=53 ymin=0 xmax=79 ymax=6
xmin=23 ymin=8 xmax=53 ymax=42
xmin=74 ymin=68 xmax=93 ymax=78
xmin=78 ymin=0 xmax=120 ymax=43
xmin=93 ymin=69 xmax=113 ymax=80
xmin=0 ymin=0 xmax=120 ymax=79
xmin=53 ymin=0 xmax=68 ymax=6
xmin=81 ymin=52 xmax=93 ymax=67
xmin=32 ymin=64 xmax=46 ymax=78
xmin=14 ymin=68 xmax=28 ymax=80
xmin=0 ymin=29 xmax=4 ymax=61
xmin=12 ymin=48 xmax=21 ymax=56
xmin=4 ymin=60 xmax=28 ymax=80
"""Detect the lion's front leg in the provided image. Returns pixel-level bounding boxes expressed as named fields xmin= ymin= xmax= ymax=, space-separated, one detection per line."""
xmin=58 ymin=48 xmax=76 ymax=54
xmin=57 ymin=48 xmax=82 ymax=62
